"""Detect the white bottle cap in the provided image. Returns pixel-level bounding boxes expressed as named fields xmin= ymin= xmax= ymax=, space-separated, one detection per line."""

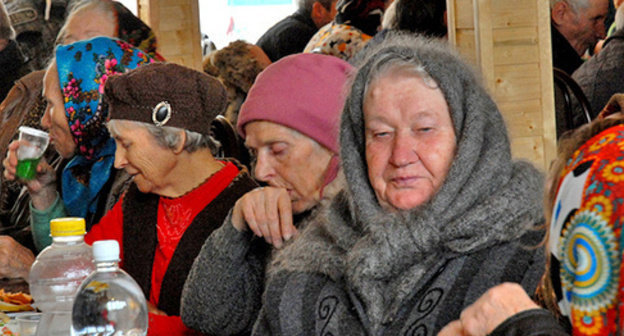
xmin=93 ymin=240 xmax=120 ymax=262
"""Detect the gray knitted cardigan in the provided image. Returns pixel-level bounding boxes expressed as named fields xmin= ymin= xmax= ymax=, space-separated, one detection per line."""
xmin=251 ymin=33 xmax=547 ymax=336
xmin=180 ymin=174 xmax=345 ymax=335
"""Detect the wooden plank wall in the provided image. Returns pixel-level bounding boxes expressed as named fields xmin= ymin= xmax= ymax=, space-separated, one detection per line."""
xmin=447 ymin=0 xmax=556 ymax=171
xmin=137 ymin=0 xmax=203 ymax=71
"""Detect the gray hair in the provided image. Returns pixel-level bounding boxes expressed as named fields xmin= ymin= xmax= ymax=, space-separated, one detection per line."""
xmin=56 ymin=0 xmax=115 ymax=44
xmin=363 ymin=52 xmax=439 ymax=100
xmin=107 ymin=120 xmax=219 ymax=155
xmin=297 ymin=0 xmax=334 ymax=13
xmin=550 ymin=0 xmax=590 ymax=13
xmin=0 ymin=2 xmax=15 ymax=40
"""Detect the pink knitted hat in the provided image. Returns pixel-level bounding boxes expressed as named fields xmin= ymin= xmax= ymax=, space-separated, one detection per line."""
xmin=237 ymin=53 xmax=353 ymax=153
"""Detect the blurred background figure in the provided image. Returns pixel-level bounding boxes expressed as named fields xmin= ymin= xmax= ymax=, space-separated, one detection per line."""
xmin=0 ymin=1 xmax=32 ymax=102
xmin=381 ymin=0 xmax=447 ymax=37
xmin=203 ymin=40 xmax=271 ymax=125
xmin=257 ymin=0 xmax=338 ymax=62
xmin=304 ymin=0 xmax=385 ymax=60
xmin=550 ymin=0 xmax=608 ymax=75
xmin=2 ymin=0 xmax=77 ymax=70
xmin=56 ymin=0 xmax=164 ymax=60
xmin=359 ymin=0 xmax=447 ymax=62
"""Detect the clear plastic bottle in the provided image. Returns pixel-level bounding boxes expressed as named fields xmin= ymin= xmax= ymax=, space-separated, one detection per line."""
xmin=29 ymin=217 xmax=94 ymax=336
xmin=71 ymin=239 xmax=148 ymax=336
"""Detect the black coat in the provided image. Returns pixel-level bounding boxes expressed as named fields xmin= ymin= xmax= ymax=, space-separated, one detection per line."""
xmin=256 ymin=9 xmax=318 ymax=62
xmin=551 ymin=24 xmax=583 ymax=75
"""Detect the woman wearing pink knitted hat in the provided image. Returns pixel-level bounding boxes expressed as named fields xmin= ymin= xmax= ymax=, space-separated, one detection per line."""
xmin=181 ymin=53 xmax=353 ymax=335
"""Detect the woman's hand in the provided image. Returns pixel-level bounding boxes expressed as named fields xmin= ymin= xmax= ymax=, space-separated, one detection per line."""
xmin=438 ymin=283 xmax=539 ymax=336
xmin=599 ymin=93 xmax=624 ymax=119
xmin=0 ymin=236 xmax=34 ymax=279
xmin=3 ymin=140 xmax=57 ymax=210
xmin=231 ymin=186 xmax=297 ymax=248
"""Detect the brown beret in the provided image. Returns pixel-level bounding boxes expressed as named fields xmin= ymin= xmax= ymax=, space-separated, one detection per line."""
xmin=103 ymin=62 xmax=227 ymax=135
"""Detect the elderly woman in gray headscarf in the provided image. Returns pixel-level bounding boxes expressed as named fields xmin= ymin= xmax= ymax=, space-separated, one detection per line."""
xmin=250 ymin=33 xmax=546 ymax=335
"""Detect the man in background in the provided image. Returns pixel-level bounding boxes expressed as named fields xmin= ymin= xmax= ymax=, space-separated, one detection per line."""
xmin=551 ymin=0 xmax=608 ymax=74
xmin=257 ymin=0 xmax=337 ymax=62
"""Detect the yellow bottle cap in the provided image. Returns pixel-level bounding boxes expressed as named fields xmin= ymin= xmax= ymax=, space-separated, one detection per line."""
xmin=50 ymin=217 xmax=86 ymax=237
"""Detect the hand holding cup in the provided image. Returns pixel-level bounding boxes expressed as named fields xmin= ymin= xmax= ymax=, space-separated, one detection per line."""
xmin=14 ymin=127 xmax=49 ymax=181
xmin=3 ymin=128 xmax=57 ymax=209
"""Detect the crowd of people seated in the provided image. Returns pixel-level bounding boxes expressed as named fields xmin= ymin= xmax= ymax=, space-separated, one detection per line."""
xmin=1 ymin=0 xmax=624 ymax=335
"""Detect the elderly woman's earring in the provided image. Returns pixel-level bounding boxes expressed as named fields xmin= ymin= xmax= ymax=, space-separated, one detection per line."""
xmin=152 ymin=101 xmax=172 ymax=126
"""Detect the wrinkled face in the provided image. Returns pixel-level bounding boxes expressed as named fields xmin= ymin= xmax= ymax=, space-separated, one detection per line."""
xmin=364 ymin=72 xmax=456 ymax=211
xmin=41 ymin=63 xmax=76 ymax=159
xmin=111 ymin=120 xmax=178 ymax=195
xmin=560 ymin=0 xmax=608 ymax=54
xmin=244 ymin=121 xmax=333 ymax=214
xmin=62 ymin=9 xmax=116 ymax=44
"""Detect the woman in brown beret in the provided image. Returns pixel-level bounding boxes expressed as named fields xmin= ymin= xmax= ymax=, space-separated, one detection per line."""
xmin=79 ymin=62 xmax=257 ymax=334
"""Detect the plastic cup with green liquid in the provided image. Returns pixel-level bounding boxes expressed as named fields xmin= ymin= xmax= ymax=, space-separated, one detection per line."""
xmin=16 ymin=126 xmax=49 ymax=180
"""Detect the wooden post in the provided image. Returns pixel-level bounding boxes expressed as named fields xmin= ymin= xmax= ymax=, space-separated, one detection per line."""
xmin=137 ymin=0 xmax=203 ymax=71
xmin=447 ymin=0 xmax=557 ymax=171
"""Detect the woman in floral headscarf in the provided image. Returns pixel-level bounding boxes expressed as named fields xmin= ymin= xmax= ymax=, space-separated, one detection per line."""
xmin=304 ymin=0 xmax=385 ymax=60
xmin=3 ymin=36 xmax=154 ymax=251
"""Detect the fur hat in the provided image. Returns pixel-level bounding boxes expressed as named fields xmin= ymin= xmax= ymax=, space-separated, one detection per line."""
xmin=103 ymin=62 xmax=227 ymax=135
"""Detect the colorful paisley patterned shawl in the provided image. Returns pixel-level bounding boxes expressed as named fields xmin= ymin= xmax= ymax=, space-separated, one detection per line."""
xmin=304 ymin=22 xmax=372 ymax=61
xmin=548 ymin=124 xmax=624 ymax=335
xmin=55 ymin=37 xmax=154 ymax=224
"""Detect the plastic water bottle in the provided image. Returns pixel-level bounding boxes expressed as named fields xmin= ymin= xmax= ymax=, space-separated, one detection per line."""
xmin=29 ymin=217 xmax=94 ymax=336
xmin=71 ymin=240 xmax=148 ymax=336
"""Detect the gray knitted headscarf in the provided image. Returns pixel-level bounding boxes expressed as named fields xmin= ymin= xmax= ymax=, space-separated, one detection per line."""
xmin=340 ymin=32 xmax=544 ymax=325
xmin=270 ymin=33 xmax=544 ymax=332
xmin=342 ymin=32 xmax=542 ymax=248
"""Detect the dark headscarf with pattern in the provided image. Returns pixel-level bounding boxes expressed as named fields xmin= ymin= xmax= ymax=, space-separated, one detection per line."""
xmin=111 ymin=1 xmax=165 ymax=61
xmin=334 ymin=0 xmax=385 ymax=36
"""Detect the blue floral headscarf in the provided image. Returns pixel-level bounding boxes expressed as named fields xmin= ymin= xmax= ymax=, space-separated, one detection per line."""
xmin=55 ymin=36 xmax=154 ymax=222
